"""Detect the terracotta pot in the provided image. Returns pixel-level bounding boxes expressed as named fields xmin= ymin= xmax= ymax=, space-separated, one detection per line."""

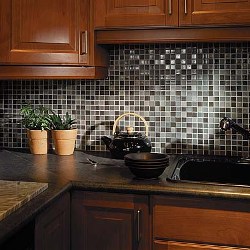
xmin=51 ymin=129 xmax=77 ymax=155
xmin=27 ymin=129 xmax=48 ymax=155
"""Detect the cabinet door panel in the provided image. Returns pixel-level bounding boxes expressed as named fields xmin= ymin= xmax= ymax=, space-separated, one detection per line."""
xmin=114 ymin=0 xmax=158 ymax=8
xmin=180 ymin=0 xmax=250 ymax=26
xmin=14 ymin=0 xmax=72 ymax=45
xmin=35 ymin=193 xmax=70 ymax=250
xmin=71 ymin=191 xmax=150 ymax=250
xmin=9 ymin=0 xmax=80 ymax=64
xmin=84 ymin=207 xmax=133 ymax=250
xmin=94 ymin=0 xmax=179 ymax=27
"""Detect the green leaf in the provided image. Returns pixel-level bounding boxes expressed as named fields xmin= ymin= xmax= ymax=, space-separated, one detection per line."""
xmin=20 ymin=104 xmax=51 ymax=130
xmin=47 ymin=111 xmax=76 ymax=130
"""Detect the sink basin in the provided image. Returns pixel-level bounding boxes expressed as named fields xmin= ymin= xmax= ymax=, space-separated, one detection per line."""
xmin=169 ymin=156 xmax=250 ymax=186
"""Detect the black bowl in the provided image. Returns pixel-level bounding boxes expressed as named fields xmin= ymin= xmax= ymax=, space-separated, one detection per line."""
xmin=125 ymin=152 xmax=169 ymax=162
xmin=124 ymin=157 xmax=169 ymax=165
xmin=125 ymin=160 xmax=169 ymax=168
xmin=128 ymin=165 xmax=167 ymax=179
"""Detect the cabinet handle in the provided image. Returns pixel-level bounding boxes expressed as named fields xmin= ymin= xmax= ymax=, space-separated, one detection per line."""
xmin=136 ymin=210 xmax=141 ymax=245
xmin=80 ymin=31 xmax=88 ymax=55
xmin=168 ymin=0 xmax=172 ymax=15
xmin=184 ymin=0 xmax=188 ymax=14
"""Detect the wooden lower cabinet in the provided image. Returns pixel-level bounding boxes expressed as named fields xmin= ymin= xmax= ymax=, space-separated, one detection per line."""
xmin=71 ymin=191 xmax=150 ymax=250
xmin=4 ymin=190 xmax=250 ymax=250
xmin=152 ymin=195 xmax=250 ymax=250
xmin=35 ymin=193 xmax=70 ymax=250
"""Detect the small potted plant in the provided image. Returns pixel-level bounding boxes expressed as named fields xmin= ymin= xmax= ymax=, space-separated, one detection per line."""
xmin=48 ymin=111 xmax=77 ymax=155
xmin=20 ymin=104 xmax=50 ymax=155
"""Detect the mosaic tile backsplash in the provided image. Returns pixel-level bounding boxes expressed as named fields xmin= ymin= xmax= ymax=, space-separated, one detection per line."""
xmin=0 ymin=43 xmax=250 ymax=157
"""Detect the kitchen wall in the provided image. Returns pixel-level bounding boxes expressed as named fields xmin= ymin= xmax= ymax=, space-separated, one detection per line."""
xmin=0 ymin=42 xmax=250 ymax=157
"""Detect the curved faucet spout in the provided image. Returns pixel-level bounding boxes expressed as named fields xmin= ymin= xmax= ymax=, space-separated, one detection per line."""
xmin=220 ymin=117 xmax=250 ymax=140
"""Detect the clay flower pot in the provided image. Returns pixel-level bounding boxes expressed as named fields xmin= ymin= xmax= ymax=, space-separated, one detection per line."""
xmin=51 ymin=129 xmax=77 ymax=155
xmin=27 ymin=129 xmax=48 ymax=155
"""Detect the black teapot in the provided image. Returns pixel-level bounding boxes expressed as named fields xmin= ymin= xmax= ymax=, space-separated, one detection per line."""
xmin=101 ymin=113 xmax=152 ymax=159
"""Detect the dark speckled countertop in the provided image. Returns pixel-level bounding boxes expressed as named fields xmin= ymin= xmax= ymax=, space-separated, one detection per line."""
xmin=1 ymin=149 xmax=250 ymax=244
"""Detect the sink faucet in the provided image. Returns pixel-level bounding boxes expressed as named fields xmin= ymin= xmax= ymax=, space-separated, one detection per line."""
xmin=220 ymin=117 xmax=250 ymax=140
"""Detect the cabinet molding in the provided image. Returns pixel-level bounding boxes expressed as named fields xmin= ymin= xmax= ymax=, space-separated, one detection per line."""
xmin=96 ymin=27 xmax=250 ymax=44
xmin=0 ymin=66 xmax=108 ymax=80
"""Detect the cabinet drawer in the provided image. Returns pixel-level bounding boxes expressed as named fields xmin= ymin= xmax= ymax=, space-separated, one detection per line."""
xmin=153 ymin=196 xmax=250 ymax=247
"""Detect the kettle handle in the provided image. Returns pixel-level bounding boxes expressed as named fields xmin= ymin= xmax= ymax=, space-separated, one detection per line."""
xmin=112 ymin=112 xmax=149 ymax=136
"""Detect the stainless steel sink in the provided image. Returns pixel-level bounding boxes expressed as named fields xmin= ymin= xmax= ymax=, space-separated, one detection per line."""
xmin=168 ymin=156 xmax=250 ymax=186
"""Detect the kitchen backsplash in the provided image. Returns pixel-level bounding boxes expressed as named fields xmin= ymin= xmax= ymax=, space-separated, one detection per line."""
xmin=0 ymin=42 xmax=250 ymax=157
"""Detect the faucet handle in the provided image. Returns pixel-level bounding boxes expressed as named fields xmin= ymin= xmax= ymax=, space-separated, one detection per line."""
xmin=220 ymin=117 xmax=250 ymax=140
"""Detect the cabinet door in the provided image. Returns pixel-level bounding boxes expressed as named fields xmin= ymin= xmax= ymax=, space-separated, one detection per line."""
xmin=84 ymin=207 xmax=133 ymax=250
xmin=153 ymin=240 xmax=249 ymax=250
xmin=94 ymin=0 xmax=179 ymax=28
xmin=179 ymin=0 xmax=250 ymax=26
xmin=71 ymin=191 xmax=150 ymax=250
xmin=1 ymin=0 xmax=89 ymax=65
xmin=35 ymin=193 xmax=70 ymax=250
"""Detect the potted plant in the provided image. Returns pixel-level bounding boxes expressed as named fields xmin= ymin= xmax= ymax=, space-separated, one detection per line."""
xmin=20 ymin=104 xmax=50 ymax=155
xmin=48 ymin=112 xmax=77 ymax=155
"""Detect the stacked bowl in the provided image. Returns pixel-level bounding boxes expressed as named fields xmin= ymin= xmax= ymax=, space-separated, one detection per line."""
xmin=124 ymin=152 xmax=169 ymax=179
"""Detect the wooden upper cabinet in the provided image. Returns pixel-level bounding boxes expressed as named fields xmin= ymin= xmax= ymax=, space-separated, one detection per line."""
xmin=179 ymin=0 xmax=250 ymax=26
xmin=94 ymin=0 xmax=250 ymax=28
xmin=1 ymin=0 xmax=89 ymax=65
xmin=94 ymin=0 xmax=179 ymax=28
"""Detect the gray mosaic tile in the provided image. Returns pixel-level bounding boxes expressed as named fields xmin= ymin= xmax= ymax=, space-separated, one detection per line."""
xmin=0 ymin=42 xmax=250 ymax=157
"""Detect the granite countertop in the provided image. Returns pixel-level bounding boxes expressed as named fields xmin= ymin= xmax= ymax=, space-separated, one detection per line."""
xmin=1 ymin=149 xmax=250 ymax=243
xmin=0 ymin=180 xmax=48 ymax=222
